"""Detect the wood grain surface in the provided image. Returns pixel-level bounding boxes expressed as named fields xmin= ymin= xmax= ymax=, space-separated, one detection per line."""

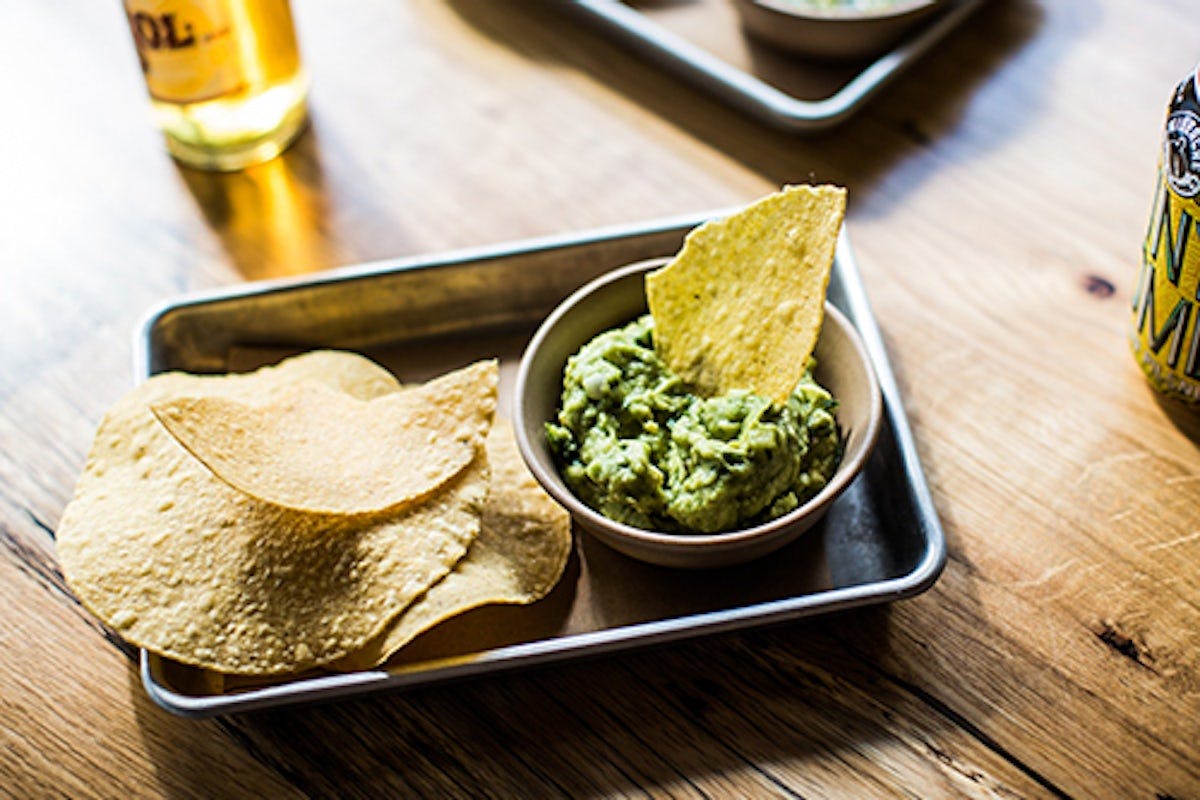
xmin=3 ymin=0 xmax=1199 ymax=797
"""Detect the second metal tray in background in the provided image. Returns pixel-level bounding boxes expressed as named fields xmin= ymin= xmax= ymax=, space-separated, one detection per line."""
xmin=137 ymin=213 xmax=945 ymax=717
xmin=566 ymin=0 xmax=985 ymax=132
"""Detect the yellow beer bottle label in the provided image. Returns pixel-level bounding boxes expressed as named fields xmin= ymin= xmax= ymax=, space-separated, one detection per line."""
xmin=1132 ymin=64 xmax=1200 ymax=403
xmin=124 ymin=0 xmax=245 ymax=104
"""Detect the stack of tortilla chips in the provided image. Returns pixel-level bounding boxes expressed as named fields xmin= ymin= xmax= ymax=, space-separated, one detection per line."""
xmin=56 ymin=351 xmax=571 ymax=679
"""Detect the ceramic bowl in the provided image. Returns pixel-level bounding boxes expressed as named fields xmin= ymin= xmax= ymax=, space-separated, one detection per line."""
xmin=513 ymin=259 xmax=883 ymax=569
xmin=732 ymin=0 xmax=946 ymax=61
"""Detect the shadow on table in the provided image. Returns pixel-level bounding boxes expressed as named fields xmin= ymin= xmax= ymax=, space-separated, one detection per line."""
xmin=1152 ymin=389 xmax=1200 ymax=448
xmin=126 ymin=442 xmax=989 ymax=795
xmin=129 ymin=582 xmax=990 ymax=797
xmin=122 ymin=663 xmax=303 ymax=797
xmin=438 ymin=0 xmax=1053 ymax=208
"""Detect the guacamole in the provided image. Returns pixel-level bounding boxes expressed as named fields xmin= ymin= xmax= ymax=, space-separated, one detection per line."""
xmin=545 ymin=315 xmax=842 ymax=534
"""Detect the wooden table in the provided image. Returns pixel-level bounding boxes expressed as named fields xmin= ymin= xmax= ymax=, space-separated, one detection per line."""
xmin=4 ymin=1 xmax=1198 ymax=796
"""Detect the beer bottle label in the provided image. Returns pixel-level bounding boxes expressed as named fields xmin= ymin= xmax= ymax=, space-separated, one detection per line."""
xmin=1132 ymin=64 xmax=1200 ymax=402
xmin=124 ymin=0 xmax=245 ymax=104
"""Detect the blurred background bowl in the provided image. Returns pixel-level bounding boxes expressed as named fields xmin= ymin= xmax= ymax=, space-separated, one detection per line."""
xmin=732 ymin=0 xmax=947 ymax=61
xmin=513 ymin=259 xmax=882 ymax=569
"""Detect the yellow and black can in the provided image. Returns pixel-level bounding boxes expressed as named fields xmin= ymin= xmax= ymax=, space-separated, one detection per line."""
xmin=1133 ymin=63 xmax=1200 ymax=403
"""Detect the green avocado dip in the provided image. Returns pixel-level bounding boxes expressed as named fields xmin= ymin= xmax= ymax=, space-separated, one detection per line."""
xmin=545 ymin=315 xmax=842 ymax=534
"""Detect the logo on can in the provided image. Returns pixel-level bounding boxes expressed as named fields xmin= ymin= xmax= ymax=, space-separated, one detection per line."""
xmin=1165 ymin=109 xmax=1200 ymax=197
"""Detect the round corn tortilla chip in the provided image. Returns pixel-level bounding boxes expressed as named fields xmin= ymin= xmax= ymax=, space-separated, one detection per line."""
xmin=331 ymin=418 xmax=572 ymax=671
xmin=645 ymin=184 xmax=846 ymax=403
xmin=250 ymin=349 xmax=404 ymax=400
xmin=150 ymin=360 xmax=499 ymax=515
xmin=55 ymin=352 xmax=490 ymax=675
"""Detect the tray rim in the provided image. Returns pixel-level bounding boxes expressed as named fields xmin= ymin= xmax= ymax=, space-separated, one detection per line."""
xmin=136 ymin=213 xmax=947 ymax=717
xmin=566 ymin=0 xmax=985 ymax=132
xmin=132 ymin=210 xmax=747 ymax=380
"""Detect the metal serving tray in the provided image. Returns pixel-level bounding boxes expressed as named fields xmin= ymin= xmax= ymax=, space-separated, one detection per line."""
xmin=138 ymin=212 xmax=945 ymax=717
xmin=565 ymin=0 xmax=985 ymax=132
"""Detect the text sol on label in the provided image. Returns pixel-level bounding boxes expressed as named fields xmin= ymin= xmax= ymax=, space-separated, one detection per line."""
xmin=125 ymin=1 xmax=245 ymax=104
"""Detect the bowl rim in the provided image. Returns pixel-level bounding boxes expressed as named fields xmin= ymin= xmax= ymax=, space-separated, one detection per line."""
xmin=743 ymin=0 xmax=941 ymax=22
xmin=514 ymin=259 xmax=884 ymax=553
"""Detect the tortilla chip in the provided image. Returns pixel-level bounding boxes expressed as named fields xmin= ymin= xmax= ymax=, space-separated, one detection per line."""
xmin=645 ymin=184 xmax=846 ymax=403
xmin=150 ymin=360 xmax=498 ymax=515
xmin=248 ymin=349 xmax=404 ymax=400
xmin=55 ymin=353 xmax=490 ymax=675
xmin=331 ymin=418 xmax=572 ymax=671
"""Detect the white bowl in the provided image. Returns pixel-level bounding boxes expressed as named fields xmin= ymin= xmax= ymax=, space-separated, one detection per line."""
xmin=513 ymin=259 xmax=883 ymax=569
xmin=733 ymin=0 xmax=947 ymax=61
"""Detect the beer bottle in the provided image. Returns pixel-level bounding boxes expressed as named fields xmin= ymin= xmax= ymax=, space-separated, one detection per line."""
xmin=123 ymin=0 xmax=309 ymax=171
xmin=1132 ymin=62 xmax=1200 ymax=403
